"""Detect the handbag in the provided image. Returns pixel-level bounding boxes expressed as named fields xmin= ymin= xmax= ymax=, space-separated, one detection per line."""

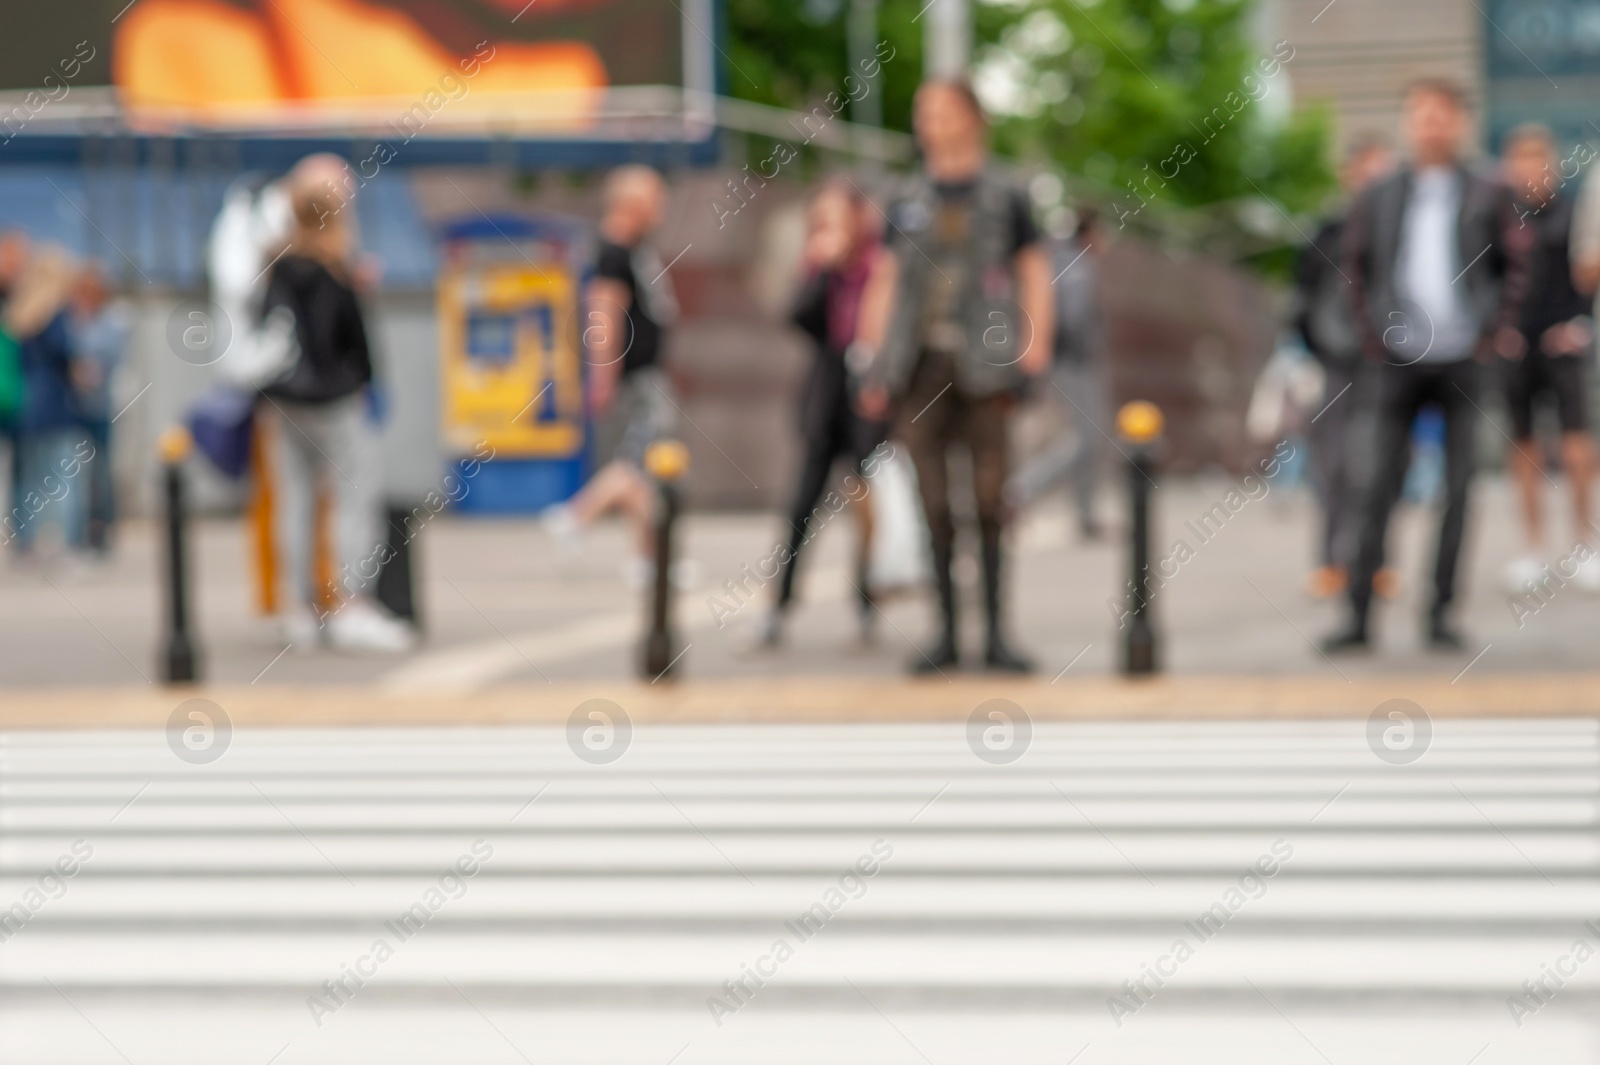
xmin=186 ymin=386 xmax=257 ymax=480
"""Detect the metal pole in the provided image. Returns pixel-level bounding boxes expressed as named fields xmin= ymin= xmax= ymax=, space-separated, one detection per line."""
xmin=1116 ymin=402 xmax=1163 ymax=676
xmin=849 ymin=0 xmax=883 ymax=130
xmin=923 ymin=0 xmax=972 ymax=79
xmin=1124 ymin=449 xmax=1157 ymax=675
xmin=160 ymin=427 xmax=199 ymax=684
xmin=641 ymin=440 xmax=690 ymax=679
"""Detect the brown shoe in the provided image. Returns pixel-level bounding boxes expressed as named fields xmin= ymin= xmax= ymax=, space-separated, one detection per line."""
xmin=1373 ymin=567 xmax=1402 ymax=600
xmin=1307 ymin=566 xmax=1347 ymax=599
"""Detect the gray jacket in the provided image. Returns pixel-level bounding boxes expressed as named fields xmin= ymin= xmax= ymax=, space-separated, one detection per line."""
xmin=877 ymin=168 xmax=1028 ymax=398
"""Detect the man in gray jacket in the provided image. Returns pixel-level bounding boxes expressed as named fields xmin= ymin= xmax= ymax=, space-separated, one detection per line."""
xmin=1324 ymin=80 xmax=1529 ymax=653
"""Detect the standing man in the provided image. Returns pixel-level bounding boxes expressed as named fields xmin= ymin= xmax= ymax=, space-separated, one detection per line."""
xmin=857 ymin=79 xmax=1054 ymax=673
xmin=1498 ymin=124 xmax=1599 ymax=593
xmin=542 ymin=165 xmax=679 ymax=583
xmin=1324 ymin=80 xmax=1529 ymax=653
xmin=1296 ymin=135 xmax=1393 ymax=599
xmin=1006 ymin=208 xmax=1108 ymax=541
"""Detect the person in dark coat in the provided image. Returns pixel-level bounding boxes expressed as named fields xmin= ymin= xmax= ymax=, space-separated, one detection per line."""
xmin=1294 ymin=135 xmax=1393 ymax=599
xmin=1324 ymin=80 xmax=1530 ymax=653
xmin=761 ymin=179 xmax=885 ymax=647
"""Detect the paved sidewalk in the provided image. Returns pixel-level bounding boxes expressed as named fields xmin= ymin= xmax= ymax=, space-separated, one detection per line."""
xmin=4 ymin=475 xmax=1598 ymax=692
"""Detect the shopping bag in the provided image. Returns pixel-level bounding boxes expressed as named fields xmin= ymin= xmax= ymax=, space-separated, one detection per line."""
xmin=865 ymin=445 xmax=929 ymax=592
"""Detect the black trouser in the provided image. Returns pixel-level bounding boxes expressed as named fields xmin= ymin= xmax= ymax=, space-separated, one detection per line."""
xmin=1348 ymin=358 xmax=1480 ymax=626
xmin=897 ymin=351 xmax=1013 ymax=639
xmin=775 ymin=355 xmax=880 ymax=609
xmin=898 ymin=352 xmax=1010 ymax=554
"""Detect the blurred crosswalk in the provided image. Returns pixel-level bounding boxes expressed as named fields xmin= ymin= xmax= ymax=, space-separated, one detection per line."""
xmin=3 ymin=718 xmax=1599 ymax=1063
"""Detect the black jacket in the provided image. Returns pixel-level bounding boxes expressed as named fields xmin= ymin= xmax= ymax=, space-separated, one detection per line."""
xmin=1294 ymin=215 xmax=1362 ymax=367
xmin=259 ymin=255 xmax=373 ymax=404
xmin=1342 ymin=165 xmax=1530 ymax=362
xmin=1517 ymin=191 xmax=1590 ymax=337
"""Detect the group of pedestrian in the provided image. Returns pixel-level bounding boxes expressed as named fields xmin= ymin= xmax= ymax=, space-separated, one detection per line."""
xmin=568 ymin=73 xmax=1600 ymax=669
xmin=0 ymin=230 xmax=127 ymax=563
xmin=548 ymin=80 xmax=1087 ymax=675
xmin=1304 ymin=79 xmax=1600 ymax=654
xmin=776 ymin=81 xmax=1118 ymax=673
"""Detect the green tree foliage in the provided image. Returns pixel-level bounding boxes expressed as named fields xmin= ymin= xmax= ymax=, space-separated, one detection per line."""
xmin=724 ymin=0 xmax=1335 ymax=256
xmin=723 ymin=0 xmax=925 ymax=136
xmin=972 ymin=0 xmax=1333 ymax=219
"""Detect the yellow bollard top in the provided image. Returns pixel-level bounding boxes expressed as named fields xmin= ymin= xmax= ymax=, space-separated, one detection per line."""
xmin=644 ymin=439 xmax=691 ymax=482
xmin=158 ymin=425 xmax=194 ymax=465
xmin=1116 ymin=401 xmax=1164 ymax=444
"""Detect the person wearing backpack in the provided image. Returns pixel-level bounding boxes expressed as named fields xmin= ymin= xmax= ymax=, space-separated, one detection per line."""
xmin=255 ymin=159 xmax=414 ymax=653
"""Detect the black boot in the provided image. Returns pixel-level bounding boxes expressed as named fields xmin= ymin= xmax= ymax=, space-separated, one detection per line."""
xmin=1320 ymin=621 xmax=1370 ymax=654
xmin=910 ymin=544 xmax=959 ymax=675
xmin=856 ymin=559 xmax=878 ymax=647
xmin=981 ymin=534 xmax=1034 ymax=673
xmin=1427 ymin=605 xmax=1465 ymax=651
xmin=1322 ymin=580 xmax=1372 ymax=654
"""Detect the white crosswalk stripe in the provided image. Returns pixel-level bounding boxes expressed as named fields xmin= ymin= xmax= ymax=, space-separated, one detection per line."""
xmin=2 ymin=719 xmax=1599 ymax=1063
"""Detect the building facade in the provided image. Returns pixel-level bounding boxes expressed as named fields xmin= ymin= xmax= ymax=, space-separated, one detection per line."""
xmin=1269 ymin=0 xmax=1600 ymax=157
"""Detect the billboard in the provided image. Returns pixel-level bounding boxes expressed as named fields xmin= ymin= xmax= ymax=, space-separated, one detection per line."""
xmin=4 ymin=0 xmax=715 ymax=144
xmin=1482 ymin=0 xmax=1600 ymax=150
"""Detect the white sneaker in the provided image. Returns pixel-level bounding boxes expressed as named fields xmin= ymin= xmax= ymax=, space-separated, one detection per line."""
xmin=623 ymin=556 xmax=652 ymax=588
xmin=1502 ymin=554 xmax=1544 ymax=596
xmin=670 ymin=557 xmax=702 ymax=590
xmin=326 ymin=600 xmax=417 ymax=653
xmin=541 ymin=504 xmax=582 ymax=555
xmin=282 ymin=607 xmax=323 ymax=649
xmin=1574 ymin=550 xmax=1600 ymax=593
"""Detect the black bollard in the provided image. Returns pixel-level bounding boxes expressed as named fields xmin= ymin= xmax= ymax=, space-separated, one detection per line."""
xmin=1116 ymin=402 xmax=1164 ymax=676
xmin=376 ymin=503 xmax=419 ymax=626
xmin=640 ymin=440 xmax=690 ymax=679
xmin=159 ymin=427 xmax=200 ymax=684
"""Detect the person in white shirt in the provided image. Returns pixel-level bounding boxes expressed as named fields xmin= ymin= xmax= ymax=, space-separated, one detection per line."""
xmin=1324 ymin=80 xmax=1529 ymax=653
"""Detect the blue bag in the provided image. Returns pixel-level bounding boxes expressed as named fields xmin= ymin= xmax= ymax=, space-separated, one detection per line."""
xmin=187 ymin=387 xmax=256 ymax=480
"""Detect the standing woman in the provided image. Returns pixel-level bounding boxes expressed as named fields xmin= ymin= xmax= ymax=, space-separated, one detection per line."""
xmin=762 ymin=179 xmax=885 ymax=646
xmin=855 ymin=79 xmax=1054 ymax=674
xmin=5 ymin=246 xmax=89 ymax=559
xmin=257 ymin=163 xmax=414 ymax=652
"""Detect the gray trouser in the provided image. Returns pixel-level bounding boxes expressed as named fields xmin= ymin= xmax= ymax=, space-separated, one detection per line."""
xmin=614 ymin=367 xmax=678 ymax=468
xmin=1307 ymin=360 xmax=1365 ymax=568
xmin=264 ymin=395 xmax=380 ymax=611
xmin=1008 ymin=360 xmax=1105 ymax=520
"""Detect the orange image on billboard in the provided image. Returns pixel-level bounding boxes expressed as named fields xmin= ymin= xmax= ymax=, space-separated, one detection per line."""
xmin=114 ymin=0 xmax=610 ymax=128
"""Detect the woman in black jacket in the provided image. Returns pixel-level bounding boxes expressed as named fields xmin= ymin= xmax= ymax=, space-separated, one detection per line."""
xmin=761 ymin=181 xmax=886 ymax=647
xmin=258 ymin=161 xmax=414 ymax=653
